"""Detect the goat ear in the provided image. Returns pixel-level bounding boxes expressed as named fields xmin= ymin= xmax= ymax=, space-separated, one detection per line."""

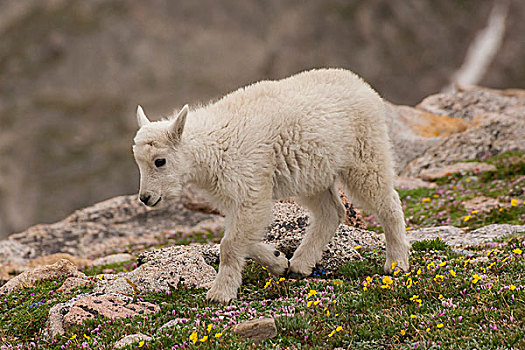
xmin=169 ymin=104 xmax=189 ymax=142
xmin=136 ymin=105 xmax=150 ymax=128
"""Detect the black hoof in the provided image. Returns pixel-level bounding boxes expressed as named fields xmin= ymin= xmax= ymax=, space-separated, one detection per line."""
xmin=287 ymin=271 xmax=305 ymax=280
xmin=274 ymin=250 xmax=281 ymax=257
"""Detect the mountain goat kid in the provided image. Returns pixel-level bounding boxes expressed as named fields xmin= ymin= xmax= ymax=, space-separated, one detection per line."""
xmin=132 ymin=68 xmax=410 ymax=303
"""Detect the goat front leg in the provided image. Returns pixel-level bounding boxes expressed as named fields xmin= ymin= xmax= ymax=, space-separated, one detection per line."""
xmin=206 ymin=203 xmax=272 ymax=304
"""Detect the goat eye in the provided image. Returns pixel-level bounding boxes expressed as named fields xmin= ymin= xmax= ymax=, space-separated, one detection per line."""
xmin=154 ymin=158 xmax=166 ymax=168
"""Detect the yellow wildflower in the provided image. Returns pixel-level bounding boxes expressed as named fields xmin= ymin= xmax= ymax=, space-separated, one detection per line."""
xmin=400 ymin=329 xmax=406 ymax=336
xmin=438 ymin=294 xmax=443 ymax=299
xmin=307 ymin=301 xmax=313 ymax=307
xmin=139 ymin=340 xmax=145 ymax=347
xmin=314 ymin=300 xmax=320 ymax=306
xmin=512 ymin=248 xmax=523 ymax=255
xmin=215 ymin=333 xmax=223 ymax=338
xmin=487 ymin=249 xmax=495 ymax=256
xmin=437 ymin=323 xmax=444 ymax=329
xmin=406 ymin=226 xmax=412 ymax=231
xmin=426 ymin=327 xmax=431 ymax=332
xmin=464 ymin=215 xmax=471 ymax=222
xmin=499 ymin=208 xmax=503 ymax=212
xmin=336 ymin=326 xmax=343 ymax=332
xmin=422 ymin=197 xmax=431 ymax=203
xmin=391 ymin=262 xmax=399 ymax=270
xmin=326 ymin=309 xmax=330 ymax=316
xmin=328 ymin=330 xmax=335 ymax=337
xmin=406 ymin=277 xmax=413 ymax=288
xmin=502 ymin=256 xmax=509 ymax=263
xmin=471 ymin=210 xmax=478 ymax=214
xmin=354 ymin=245 xmax=362 ymax=249
xmin=307 ymin=289 xmax=317 ymax=298
xmin=449 ymin=270 xmax=456 ymax=277
xmin=200 ymin=335 xmax=208 ymax=342
xmin=83 ymin=334 xmax=90 ymax=340
xmin=434 ymin=274 xmax=444 ymax=282
xmin=438 ymin=261 xmax=447 ymax=267
xmin=417 ymin=268 xmax=422 ymax=275
xmin=464 ymin=258 xmax=471 ymax=267
xmin=511 ymin=199 xmax=518 ymax=206
xmin=264 ymin=279 xmax=272 ymax=289
xmin=427 ymin=262 xmax=435 ymax=270
xmin=410 ymin=294 xmax=419 ymax=301
xmin=394 ymin=269 xmax=401 ymax=276
xmin=70 ymin=334 xmax=77 ymax=340
xmin=366 ymin=276 xmax=373 ymax=283
xmin=433 ymin=194 xmax=439 ymax=198
xmin=509 ymin=284 xmax=516 ymax=291
xmin=207 ymin=324 xmax=213 ymax=332
xmin=381 ymin=276 xmax=393 ymax=289
xmin=471 ymin=274 xmax=481 ymax=284
xmin=190 ymin=332 xmax=198 ymax=344
xmin=405 ymin=272 xmax=412 ymax=277
xmin=410 ymin=314 xmax=417 ymax=319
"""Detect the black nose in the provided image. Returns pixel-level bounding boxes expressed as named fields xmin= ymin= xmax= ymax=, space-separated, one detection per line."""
xmin=140 ymin=194 xmax=151 ymax=205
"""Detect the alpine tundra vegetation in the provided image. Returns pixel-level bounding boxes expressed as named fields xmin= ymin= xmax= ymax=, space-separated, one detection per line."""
xmin=132 ymin=69 xmax=410 ymax=303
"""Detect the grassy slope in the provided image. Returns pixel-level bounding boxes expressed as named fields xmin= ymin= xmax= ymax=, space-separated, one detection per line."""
xmin=0 ymin=153 xmax=524 ymax=349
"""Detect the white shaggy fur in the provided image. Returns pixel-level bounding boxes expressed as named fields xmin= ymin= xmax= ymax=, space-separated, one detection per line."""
xmin=133 ymin=68 xmax=410 ymax=303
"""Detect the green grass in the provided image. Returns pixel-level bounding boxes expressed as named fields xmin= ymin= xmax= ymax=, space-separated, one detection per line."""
xmin=1 ymin=235 xmax=523 ymax=349
xmin=1 ymin=152 xmax=523 ymax=349
xmin=388 ymin=152 xmax=525 ymax=232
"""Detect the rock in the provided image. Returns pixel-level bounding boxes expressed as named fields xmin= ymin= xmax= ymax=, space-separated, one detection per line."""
xmin=395 ymin=176 xmax=437 ymax=190
xmin=28 ymin=253 xmax=92 ymax=268
xmin=62 ymin=295 xmax=160 ymax=329
xmin=402 ymin=88 xmax=525 ymax=177
xmin=232 ymin=317 xmax=277 ymax=342
xmin=417 ymin=86 xmax=525 ymax=121
xmin=267 ymin=202 xmax=379 ymax=276
xmin=463 ymin=196 xmax=502 ymax=213
xmin=419 ymin=162 xmax=496 ymax=180
xmin=57 ymin=276 xmax=91 ymax=293
xmin=114 ymin=333 xmax=152 ymax=349
xmin=95 ymin=247 xmax=217 ymax=295
xmin=0 ymin=259 xmax=85 ymax=295
xmin=8 ymin=195 xmax=221 ymax=258
xmin=46 ymin=294 xmax=88 ymax=339
xmin=92 ymin=253 xmax=134 ymax=266
xmin=385 ymin=102 xmax=468 ymax=171
xmin=408 ymin=224 xmax=525 ymax=247
xmin=336 ymin=190 xmax=367 ymax=229
xmin=0 ymin=240 xmax=35 ymax=265
xmin=157 ymin=318 xmax=189 ymax=333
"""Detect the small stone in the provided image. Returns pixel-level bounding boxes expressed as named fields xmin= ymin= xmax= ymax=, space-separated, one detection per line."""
xmin=395 ymin=176 xmax=437 ymax=190
xmin=95 ymin=248 xmax=216 ymax=295
xmin=419 ymin=162 xmax=496 ymax=180
xmin=57 ymin=277 xmax=91 ymax=293
xmin=463 ymin=196 xmax=501 ymax=213
xmin=232 ymin=318 xmax=277 ymax=342
xmin=62 ymin=295 xmax=160 ymax=329
xmin=92 ymin=253 xmax=134 ymax=266
xmin=0 ymin=259 xmax=85 ymax=295
xmin=114 ymin=333 xmax=152 ymax=349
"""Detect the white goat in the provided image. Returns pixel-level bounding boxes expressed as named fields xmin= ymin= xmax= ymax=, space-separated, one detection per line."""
xmin=132 ymin=68 xmax=410 ymax=303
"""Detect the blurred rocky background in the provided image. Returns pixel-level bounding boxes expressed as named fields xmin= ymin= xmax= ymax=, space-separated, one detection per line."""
xmin=0 ymin=0 xmax=524 ymax=238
